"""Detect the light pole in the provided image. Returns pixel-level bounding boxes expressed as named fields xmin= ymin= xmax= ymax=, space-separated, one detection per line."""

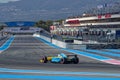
xmin=50 ymin=34 xmax=53 ymax=43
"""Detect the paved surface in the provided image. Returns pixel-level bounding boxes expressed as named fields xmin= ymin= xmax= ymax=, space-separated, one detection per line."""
xmin=0 ymin=36 xmax=9 ymax=46
xmin=0 ymin=35 xmax=120 ymax=79
xmin=81 ymin=49 xmax=120 ymax=60
xmin=0 ymin=35 xmax=102 ymax=65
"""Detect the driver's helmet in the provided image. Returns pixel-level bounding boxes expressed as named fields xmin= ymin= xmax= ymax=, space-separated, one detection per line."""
xmin=58 ymin=54 xmax=61 ymax=57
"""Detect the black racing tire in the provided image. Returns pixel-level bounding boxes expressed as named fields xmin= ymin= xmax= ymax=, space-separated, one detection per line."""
xmin=73 ymin=57 xmax=79 ymax=64
xmin=42 ymin=56 xmax=48 ymax=63
xmin=60 ymin=58 xmax=67 ymax=64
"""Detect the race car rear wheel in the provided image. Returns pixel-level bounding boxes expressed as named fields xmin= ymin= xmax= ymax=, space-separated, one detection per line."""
xmin=73 ymin=57 xmax=79 ymax=64
xmin=60 ymin=58 xmax=67 ymax=64
xmin=41 ymin=56 xmax=48 ymax=63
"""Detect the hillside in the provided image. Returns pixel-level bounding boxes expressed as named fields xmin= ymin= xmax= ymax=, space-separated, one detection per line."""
xmin=0 ymin=0 xmax=119 ymax=21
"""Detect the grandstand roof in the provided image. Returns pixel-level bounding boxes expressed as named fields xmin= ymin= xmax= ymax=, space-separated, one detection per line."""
xmin=67 ymin=2 xmax=120 ymax=19
xmin=86 ymin=2 xmax=120 ymax=15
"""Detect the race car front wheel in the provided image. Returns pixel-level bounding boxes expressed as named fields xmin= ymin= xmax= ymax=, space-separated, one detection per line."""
xmin=60 ymin=58 xmax=67 ymax=64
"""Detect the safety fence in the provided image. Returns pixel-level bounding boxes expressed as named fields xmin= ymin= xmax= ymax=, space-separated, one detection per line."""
xmin=35 ymin=34 xmax=86 ymax=49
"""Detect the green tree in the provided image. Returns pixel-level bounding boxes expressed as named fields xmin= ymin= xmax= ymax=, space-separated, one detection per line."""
xmin=45 ymin=20 xmax=53 ymax=31
xmin=0 ymin=26 xmax=4 ymax=31
xmin=35 ymin=20 xmax=53 ymax=32
xmin=55 ymin=19 xmax=63 ymax=24
xmin=35 ymin=19 xmax=63 ymax=32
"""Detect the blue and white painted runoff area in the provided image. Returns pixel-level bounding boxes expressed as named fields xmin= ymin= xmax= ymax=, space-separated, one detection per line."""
xmin=0 ymin=36 xmax=14 ymax=51
xmin=0 ymin=36 xmax=119 ymax=79
xmin=0 ymin=68 xmax=120 ymax=80
xmin=36 ymin=37 xmax=120 ymax=65
xmin=105 ymin=49 xmax=120 ymax=53
xmin=87 ymin=49 xmax=120 ymax=57
xmin=0 ymin=74 xmax=119 ymax=80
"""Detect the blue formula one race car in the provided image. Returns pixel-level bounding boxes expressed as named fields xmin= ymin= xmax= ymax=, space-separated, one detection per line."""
xmin=40 ymin=53 xmax=79 ymax=64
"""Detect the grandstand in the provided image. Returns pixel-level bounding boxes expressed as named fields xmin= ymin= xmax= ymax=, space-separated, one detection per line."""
xmin=50 ymin=2 xmax=120 ymax=48
xmin=67 ymin=2 xmax=120 ymax=19
xmin=86 ymin=2 xmax=120 ymax=15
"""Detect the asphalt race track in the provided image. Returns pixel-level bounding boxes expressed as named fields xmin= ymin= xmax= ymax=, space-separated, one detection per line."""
xmin=0 ymin=37 xmax=9 ymax=47
xmin=0 ymin=35 xmax=120 ymax=79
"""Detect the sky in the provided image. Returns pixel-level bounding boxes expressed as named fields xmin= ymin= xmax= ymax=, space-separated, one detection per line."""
xmin=0 ymin=0 xmax=20 ymax=3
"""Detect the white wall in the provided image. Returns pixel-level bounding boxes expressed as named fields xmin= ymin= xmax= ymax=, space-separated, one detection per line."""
xmin=52 ymin=39 xmax=67 ymax=48
xmin=33 ymin=33 xmax=86 ymax=49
